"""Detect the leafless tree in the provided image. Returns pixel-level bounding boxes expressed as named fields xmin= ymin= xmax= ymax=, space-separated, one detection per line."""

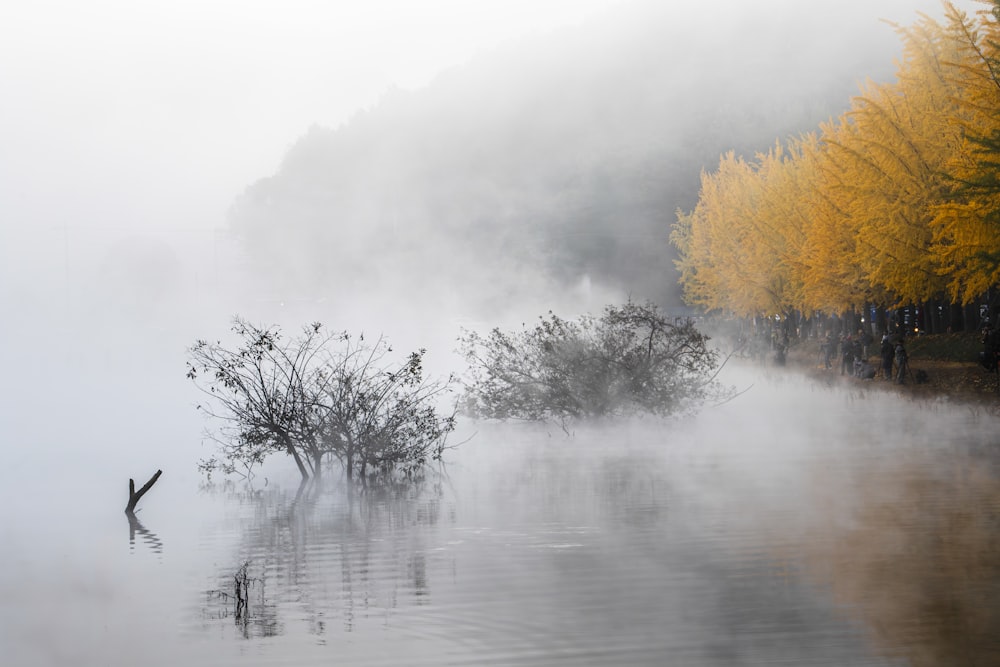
xmin=187 ymin=318 xmax=457 ymax=482
xmin=459 ymin=301 xmax=731 ymax=421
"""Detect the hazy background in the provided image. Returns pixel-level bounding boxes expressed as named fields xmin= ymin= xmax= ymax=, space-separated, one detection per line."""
xmin=1 ymin=0 xmax=984 ymax=326
xmin=0 ymin=0 xmax=985 ymax=474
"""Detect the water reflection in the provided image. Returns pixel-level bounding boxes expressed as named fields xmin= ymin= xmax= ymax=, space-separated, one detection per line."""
xmin=805 ymin=446 xmax=1000 ymax=667
xmin=183 ymin=374 xmax=1000 ymax=665
xmin=199 ymin=474 xmax=449 ymax=641
xmin=126 ymin=511 xmax=163 ymax=554
xmin=205 ymin=559 xmax=282 ymax=639
xmin=190 ymin=437 xmax=879 ymax=664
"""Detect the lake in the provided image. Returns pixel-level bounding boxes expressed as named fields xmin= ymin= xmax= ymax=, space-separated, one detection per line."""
xmin=1 ymin=361 xmax=997 ymax=666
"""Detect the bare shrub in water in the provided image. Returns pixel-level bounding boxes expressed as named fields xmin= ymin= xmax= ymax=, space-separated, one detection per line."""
xmin=187 ymin=318 xmax=457 ymax=482
xmin=458 ymin=301 xmax=730 ymax=420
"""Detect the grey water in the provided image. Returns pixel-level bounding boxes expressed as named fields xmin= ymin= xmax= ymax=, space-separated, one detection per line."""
xmin=1 ymin=364 xmax=997 ymax=666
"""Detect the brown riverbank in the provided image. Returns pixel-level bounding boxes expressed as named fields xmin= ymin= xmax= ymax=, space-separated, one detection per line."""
xmin=785 ymin=334 xmax=1000 ymax=405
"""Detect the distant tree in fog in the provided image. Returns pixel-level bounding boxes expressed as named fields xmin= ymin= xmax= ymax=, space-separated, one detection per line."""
xmin=458 ymin=301 xmax=730 ymax=421
xmin=186 ymin=318 xmax=457 ymax=482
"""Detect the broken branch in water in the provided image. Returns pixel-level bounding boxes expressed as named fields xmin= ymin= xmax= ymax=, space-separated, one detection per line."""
xmin=125 ymin=469 xmax=162 ymax=514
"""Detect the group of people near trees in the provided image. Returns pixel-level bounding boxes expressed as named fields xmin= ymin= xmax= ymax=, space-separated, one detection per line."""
xmin=881 ymin=334 xmax=910 ymax=384
xmin=979 ymin=324 xmax=1000 ymax=374
xmin=821 ymin=329 xmax=909 ymax=384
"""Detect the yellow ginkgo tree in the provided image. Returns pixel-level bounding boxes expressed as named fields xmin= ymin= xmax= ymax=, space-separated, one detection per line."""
xmin=797 ymin=127 xmax=875 ymax=314
xmin=930 ymin=1 xmax=1000 ymax=304
xmin=673 ymin=152 xmax=762 ymax=316
xmin=822 ymin=12 xmax=963 ymax=306
xmin=673 ymin=2 xmax=1000 ymax=325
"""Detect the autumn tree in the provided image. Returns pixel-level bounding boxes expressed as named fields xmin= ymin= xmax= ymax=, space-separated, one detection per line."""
xmin=673 ymin=140 xmax=818 ymax=319
xmin=825 ymin=13 xmax=964 ymax=305
xmin=673 ymin=4 xmax=1000 ymax=325
xmin=797 ymin=128 xmax=877 ymax=313
xmin=930 ymin=1 xmax=1000 ymax=304
xmin=745 ymin=138 xmax=814 ymax=318
xmin=672 ymin=152 xmax=763 ymax=316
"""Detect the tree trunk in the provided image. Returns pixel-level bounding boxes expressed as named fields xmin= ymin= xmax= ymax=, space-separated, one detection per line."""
xmin=125 ymin=469 xmax=162 ymax=514
xmin=284 ymin=439 xmax=310 ymax=480
xmin=965 ymin=302 xmax=980 ymax=332
xmin=346 ymin=436 xmax=355 ymax=480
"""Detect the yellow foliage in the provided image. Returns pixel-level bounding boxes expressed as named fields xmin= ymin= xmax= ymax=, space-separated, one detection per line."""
xmin=673 ymin=3 xmax=999 ymax=316
xmin=929 ymin=2 xmax=1000 ymax=303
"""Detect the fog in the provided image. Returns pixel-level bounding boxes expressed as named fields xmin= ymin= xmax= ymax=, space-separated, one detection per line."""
xmin=1 ymin=0 xmax=983 ymax=336
xmin=0 ymin=1 xmax=995 ymax=664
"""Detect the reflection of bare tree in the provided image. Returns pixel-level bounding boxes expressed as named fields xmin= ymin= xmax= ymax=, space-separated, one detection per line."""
xmin=811 ymin=451 xmax=1000 ymax=667
xmin=201 ymin=473 xmax=450 ymax=639
xmin=205 ymin=559 xmax=282 ymax=639
xmin=126 ymin=512 xmax=163 ymax=554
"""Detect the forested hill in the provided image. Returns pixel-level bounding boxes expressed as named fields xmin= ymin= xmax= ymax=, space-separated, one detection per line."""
xmin=229 ymin=1 xmax=909 ymax=315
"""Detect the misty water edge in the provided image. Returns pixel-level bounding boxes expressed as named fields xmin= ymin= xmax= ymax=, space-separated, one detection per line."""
xmin=2 ymin=360 xmax=997 ymax=666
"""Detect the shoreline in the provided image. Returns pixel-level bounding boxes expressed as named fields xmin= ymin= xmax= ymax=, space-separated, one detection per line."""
xmin=782 ymin=341 xmax=1000 ymax=406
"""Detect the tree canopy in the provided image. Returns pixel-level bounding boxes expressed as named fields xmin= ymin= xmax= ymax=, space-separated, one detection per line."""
xmin=459 ymin=301 xmax=732 ymax=421
xmin=674 ymin=2 xmax=1000 ymax=317
xmin=187 ymin=319 xmax=457 ymax=482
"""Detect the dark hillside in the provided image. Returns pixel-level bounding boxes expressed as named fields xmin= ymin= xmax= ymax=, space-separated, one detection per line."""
xmin=230 ymin=1 xmax=910 ymax=315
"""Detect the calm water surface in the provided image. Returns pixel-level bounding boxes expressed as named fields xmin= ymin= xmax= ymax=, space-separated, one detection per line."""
xmin=2 ymin=366 xmax=997 ymax=666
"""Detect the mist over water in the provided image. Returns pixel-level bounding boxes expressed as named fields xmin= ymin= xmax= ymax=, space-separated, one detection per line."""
xmin=2 ymin=359 xmax=997 ymax=665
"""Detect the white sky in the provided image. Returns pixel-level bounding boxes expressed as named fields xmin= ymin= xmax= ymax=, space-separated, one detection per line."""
xmin=0 ymin=0 xmax=625 ymax=236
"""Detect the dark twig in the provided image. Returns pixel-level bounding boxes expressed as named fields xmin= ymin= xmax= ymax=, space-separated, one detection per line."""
xmin=125 ymin=469 xmax=163 ymax=514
